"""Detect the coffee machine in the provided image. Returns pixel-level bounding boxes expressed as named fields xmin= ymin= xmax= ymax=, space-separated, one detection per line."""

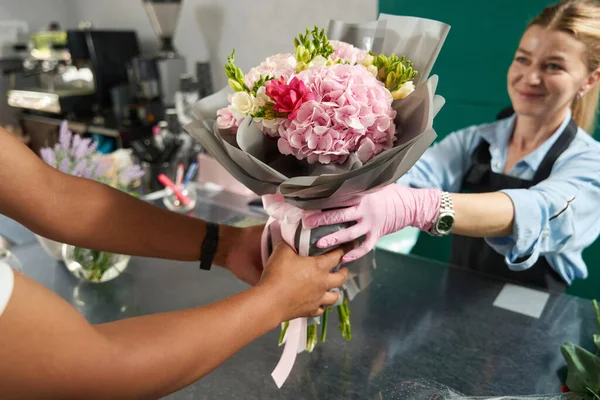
xmin=7 ymin=28 xmax=140 ymax=119
xmin=129 ymin=0 xmax=186 ymax=112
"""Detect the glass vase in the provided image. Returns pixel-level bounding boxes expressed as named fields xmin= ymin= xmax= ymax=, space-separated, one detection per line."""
xmin=62 ymin=245 xmax=130 ymax=283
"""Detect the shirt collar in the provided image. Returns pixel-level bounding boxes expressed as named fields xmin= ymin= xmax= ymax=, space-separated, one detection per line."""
xmin=478 ymin=109 xmax=573 ymax=172
xmin=520 ymin=109 xmax=572 ymax=171
xmin=478 ymin=114 xmax=515 ymax=150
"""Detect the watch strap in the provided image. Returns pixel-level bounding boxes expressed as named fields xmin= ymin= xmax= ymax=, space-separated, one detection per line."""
xmin=199 ymin=223 xmax=219 ymax=270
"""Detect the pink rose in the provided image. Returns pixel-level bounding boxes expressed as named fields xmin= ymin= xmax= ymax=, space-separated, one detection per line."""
xmin=266 ymin=76 xmax=316 ymax=120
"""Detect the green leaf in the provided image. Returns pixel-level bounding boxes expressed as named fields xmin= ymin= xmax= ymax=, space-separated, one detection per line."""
xmin=587 ymin=387 xmax=600 ymax=400
xmin=252 ymin=109 xmax=266 ymax=118
xmin=561 ymin=342 xmax=600 ymax=394
xmin=321 ymin=308 xmax=329 ymax=343
xmin=73 ymin=246 xmax=86 ymax=264
xmin=594 ymin=334 xmax=600 ymax=353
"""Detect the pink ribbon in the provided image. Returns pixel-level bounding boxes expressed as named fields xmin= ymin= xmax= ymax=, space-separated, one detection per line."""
xmin=261 ymin=193 xmax=372 ymax=388
xmin=261 ymin=194 xmax=313 ymax=388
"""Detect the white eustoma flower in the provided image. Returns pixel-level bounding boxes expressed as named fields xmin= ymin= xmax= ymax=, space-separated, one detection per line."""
xmin=230 ymin=91 xmax=256 ymax=118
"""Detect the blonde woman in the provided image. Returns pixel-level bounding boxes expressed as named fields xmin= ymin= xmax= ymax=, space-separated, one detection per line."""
xmin=306 ymin=0 xmax=600 ymax=292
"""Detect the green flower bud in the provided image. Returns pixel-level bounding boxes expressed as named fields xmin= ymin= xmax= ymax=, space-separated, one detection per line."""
xmin=228 ymin=78 xmax=244 ymax=92
xmin=396 ymin=62 xmax=406 ymax=77
xmin=296 ymin=61 xmax=308 ymax=73
xmin=264 ymin=108 xmax=277 ymax=120
xmin=224 ymin=65 xmax=234 ymax=79
xmin=385 ymin=71 xmax=397 ymax=89
xmin=296 ymin=45 xmax=310 ymax=63
xmin=235 ymin=67 xmax=244 ymax=83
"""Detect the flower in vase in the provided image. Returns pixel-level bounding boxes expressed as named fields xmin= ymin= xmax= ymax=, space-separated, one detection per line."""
xmin=38 ymin=121 xmax=144 ymax=282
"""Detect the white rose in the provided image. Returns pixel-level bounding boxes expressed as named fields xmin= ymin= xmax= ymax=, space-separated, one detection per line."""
xmin=391 ymin=81 xmax=415 ymax=100
xmin=255 ymin=85 xmax=270 ymax=108
xmin=230 ymin=91 xmax=256 ymax=118
xmin=308 ymin=55 xmax=328 ymax=69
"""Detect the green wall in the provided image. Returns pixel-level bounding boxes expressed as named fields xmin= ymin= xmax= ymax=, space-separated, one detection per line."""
xmin=378 ymin=0 xmax=600 ymax=299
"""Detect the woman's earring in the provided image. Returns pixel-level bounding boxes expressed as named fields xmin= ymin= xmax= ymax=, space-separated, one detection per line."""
xmin=577 ymin=91 xmax=585 ymax=100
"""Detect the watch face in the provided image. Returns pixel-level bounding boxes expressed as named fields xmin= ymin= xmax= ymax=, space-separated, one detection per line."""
xmin=437 ymin=214 xmax=455 ymax=233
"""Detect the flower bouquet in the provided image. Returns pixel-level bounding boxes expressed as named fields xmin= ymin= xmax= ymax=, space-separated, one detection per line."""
xmin=185 ymin=15 xmax=450 ymax=387
xmin=39 ymin=122 xmax=145 ymax=282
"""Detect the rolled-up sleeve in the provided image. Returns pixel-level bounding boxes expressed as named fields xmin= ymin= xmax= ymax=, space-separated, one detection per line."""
xmin=486 ymin=149 xmax=600 ymax=272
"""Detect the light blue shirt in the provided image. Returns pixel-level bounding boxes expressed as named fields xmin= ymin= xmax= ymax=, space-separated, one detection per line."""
xmin=398 ymin=109 xmax=600 ymax=284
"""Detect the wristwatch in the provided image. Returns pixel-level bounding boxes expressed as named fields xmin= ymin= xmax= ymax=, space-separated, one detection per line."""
xmin=429 ymin=191 xmax=455 ymax=237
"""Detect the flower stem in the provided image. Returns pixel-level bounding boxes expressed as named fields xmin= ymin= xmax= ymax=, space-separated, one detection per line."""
xmin=321 ymin=308 xmax=329 ymax=343
xmin=278 ymin=321 xmax=290 ymax=345
xmin=306 ymin=324 xmax=318 ymax=353
xmin=337 ymin=296 xmax=352 ymax=341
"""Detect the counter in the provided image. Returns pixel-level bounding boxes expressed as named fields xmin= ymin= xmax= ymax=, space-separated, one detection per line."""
xmin=6 ymin=185 xmax=598 ymax=399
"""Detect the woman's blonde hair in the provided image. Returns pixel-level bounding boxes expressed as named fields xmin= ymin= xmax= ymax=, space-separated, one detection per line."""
xmin=529 ymin=0 xmax=600 ymax=134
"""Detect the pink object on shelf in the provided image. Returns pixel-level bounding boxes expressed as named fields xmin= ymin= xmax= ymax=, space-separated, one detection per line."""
xmin=158 ymin=174 xmax=192 ymax=206
xmin=197 ymin=153 xmax=259 ymax=199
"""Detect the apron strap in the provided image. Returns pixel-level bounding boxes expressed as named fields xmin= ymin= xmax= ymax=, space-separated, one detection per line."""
xmin=532 ymin=119 xmax=578 ymax=183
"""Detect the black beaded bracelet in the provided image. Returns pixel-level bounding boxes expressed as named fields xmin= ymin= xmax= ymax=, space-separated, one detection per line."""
xmin=199 ymin=223 xmax=219 ymax=270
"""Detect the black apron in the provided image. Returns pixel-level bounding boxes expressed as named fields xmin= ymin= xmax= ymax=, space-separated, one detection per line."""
xmin=450 ymin=118 xmax=578 ymax=292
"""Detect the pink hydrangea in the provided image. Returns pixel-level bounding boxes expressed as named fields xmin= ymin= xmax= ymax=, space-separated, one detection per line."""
xmin=329 ymin=40 xmax=368 ymax=65
xmin=245 ymin=53 xmax=297 ymax=88
xmin=276 ymin=64 xmax=396 ymax=164
xmin=216 ymin=106 xmax=244 ymax=133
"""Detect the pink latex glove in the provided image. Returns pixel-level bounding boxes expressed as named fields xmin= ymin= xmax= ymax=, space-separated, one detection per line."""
xmin=303 ymin=185 xmax=442 ymax=262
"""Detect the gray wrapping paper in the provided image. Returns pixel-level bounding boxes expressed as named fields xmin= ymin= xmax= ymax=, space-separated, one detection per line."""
xmin=378 ymin=14 xmax=451 ymax=86
xmin=326 ymin=19 xmax=387 ymax=53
